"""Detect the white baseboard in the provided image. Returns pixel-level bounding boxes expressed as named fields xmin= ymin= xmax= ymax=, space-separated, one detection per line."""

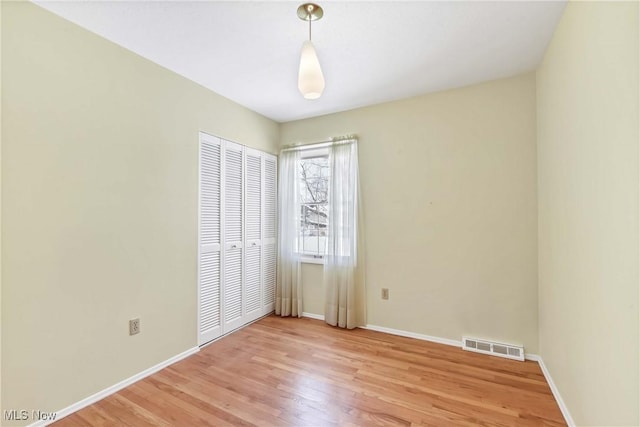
xmin=29 ymin=346 xmax=199 ymax=427
xmin=536 ymin=356 xmax=575 ymax=426
xmin=361 ymin=323 xmax=462 ymax=348
xmin=302 ymin=312 xmax=325 ymax=321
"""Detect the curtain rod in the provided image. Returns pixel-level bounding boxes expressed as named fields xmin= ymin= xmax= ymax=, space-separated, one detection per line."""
xmin=281 ymin=134 xmax=357 ymax=153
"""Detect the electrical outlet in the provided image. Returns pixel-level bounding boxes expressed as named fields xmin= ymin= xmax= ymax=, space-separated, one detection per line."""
xmin=381 ymin=288 xmax=389 ymax=300
xmin=129 ymin=318 xmax=140 ymax=335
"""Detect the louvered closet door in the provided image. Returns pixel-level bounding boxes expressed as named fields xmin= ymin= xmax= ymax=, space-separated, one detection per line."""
xmin=223 ymin=140 xmax=245 ymax=332
xmin=263 ymin=154 xmax=277 ymax=314
xmin=244 ymin=148 xmax=263 ymax=323
xmin=198 ymin=133 xmax=222 ymax=345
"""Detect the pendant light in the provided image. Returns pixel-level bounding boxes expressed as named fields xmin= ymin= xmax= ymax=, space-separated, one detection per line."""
xmin=297 ymin=3 xmax=325 ymax=100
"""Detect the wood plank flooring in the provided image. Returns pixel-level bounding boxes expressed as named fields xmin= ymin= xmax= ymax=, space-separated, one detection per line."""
xmin=54 ymin=316 xmax=565 ymax=426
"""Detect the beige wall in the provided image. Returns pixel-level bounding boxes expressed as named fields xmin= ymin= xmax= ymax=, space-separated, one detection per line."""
xmin=0 ymin=0 xmax=3 ymax=419
xmin=537 ymin=2 xmax=639 ymax=425
xmin=1 ymin=2 xmax=278 ymax=423
xmin=301 ymin=263 xmax=324 ymax=316
xmin=281 ymin=73 xmax=539 ymax=352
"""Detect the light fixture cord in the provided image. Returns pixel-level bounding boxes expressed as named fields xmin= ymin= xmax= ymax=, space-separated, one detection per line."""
xmin=308 ymin=14 xmax=312 ymax=41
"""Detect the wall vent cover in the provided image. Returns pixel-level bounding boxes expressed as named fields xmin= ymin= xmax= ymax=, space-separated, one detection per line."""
xmin=462 ymin=336 xmax=524 ymax=361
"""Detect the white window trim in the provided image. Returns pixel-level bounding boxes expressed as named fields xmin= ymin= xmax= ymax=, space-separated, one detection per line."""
xmin=300 ymin=255 xmax=325 ymax=265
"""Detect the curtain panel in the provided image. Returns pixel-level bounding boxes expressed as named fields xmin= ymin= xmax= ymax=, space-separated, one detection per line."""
xmin=275 ymin=149 xmax=303 ymax=317
xmin=324 ymin=139 xmax=366 ymax=329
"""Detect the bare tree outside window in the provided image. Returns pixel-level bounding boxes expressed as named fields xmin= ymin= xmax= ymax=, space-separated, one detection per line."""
xmin=299 ymin=156 xmax=329 ymax=257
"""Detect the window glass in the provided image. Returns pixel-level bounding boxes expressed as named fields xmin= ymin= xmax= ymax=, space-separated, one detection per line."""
xmin=298 ymin=156 xmax=329 ymax=258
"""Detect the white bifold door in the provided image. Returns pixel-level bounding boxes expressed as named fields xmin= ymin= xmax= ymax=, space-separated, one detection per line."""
xmin=262 ymin=155 xmax=277 ymax=314
xmin=198 ymin=133 xmax=223 ymax=344
xmin=244 ymin=147 xmax=264 ymax=324
xmin=198 ymin=132 xmax=277 ymax=346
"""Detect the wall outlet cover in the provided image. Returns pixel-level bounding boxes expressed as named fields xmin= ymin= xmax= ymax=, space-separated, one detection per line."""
xmin=129 ymin=318 xmax=140 ymax=335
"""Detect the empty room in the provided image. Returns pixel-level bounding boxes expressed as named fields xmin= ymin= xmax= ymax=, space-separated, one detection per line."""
xmin=1 ymin=1 xmax=638 ymax=426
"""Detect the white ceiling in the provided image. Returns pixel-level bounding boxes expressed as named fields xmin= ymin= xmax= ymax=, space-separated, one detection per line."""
xmin=34 ymin=1 xmax=566 ymax=123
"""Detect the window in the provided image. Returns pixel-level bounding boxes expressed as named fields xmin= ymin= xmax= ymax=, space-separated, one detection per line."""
xmin=298 ymin=152 xmax=329 ymax=260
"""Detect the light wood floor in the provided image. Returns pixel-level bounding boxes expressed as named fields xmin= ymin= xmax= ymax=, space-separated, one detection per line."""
xmin=54 ymin=316 xmax=565 ymax=426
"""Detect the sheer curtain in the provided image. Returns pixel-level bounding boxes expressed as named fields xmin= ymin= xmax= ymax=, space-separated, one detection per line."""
xmin=324 ymin=139 xmax=365 ymax=329
xmin=275 ymin=149 xmax=302 ymax=317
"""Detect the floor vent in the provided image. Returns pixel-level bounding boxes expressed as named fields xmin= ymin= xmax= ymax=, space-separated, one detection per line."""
xmin=462 ymin=336 xmax=524 ymax=361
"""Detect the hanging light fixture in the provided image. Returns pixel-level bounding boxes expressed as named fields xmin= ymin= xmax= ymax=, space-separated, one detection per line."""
xmin=297 ymin=3 xmax=325 ymax=100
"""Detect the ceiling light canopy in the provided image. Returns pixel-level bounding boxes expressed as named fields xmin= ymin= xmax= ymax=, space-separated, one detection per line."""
xmin=297 ymin=3 xmax=325 ymax=100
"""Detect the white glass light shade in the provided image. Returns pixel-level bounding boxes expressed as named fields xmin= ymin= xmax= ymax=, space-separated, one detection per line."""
xmin=298 ymin=40 xmax=325 ymax=100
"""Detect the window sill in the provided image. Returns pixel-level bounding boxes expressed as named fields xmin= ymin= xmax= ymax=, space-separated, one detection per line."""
xmin=300 ymin=257 xmax=325 ymax=265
